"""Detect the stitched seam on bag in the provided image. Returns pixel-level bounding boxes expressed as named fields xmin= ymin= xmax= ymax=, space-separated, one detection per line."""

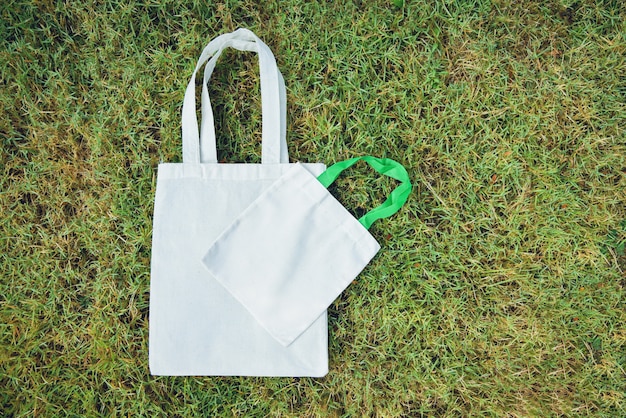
xmin=156 ymin=163 xmax=326 ymax=181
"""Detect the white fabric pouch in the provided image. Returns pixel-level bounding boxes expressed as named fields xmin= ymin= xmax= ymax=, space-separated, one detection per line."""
xmin=202 ymin=156 xmax=411 ymax=346
xmin=149 ymin=29 xmax=328 ymax=376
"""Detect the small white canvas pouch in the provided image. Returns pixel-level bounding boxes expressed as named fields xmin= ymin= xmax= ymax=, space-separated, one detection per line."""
xmin=202 ymin=156 xmax=411 ymax=346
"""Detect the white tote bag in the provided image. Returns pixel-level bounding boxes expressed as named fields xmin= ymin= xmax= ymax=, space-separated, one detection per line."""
xmin=149 ymin=28 xmax=328 ymax=377
xmin=202 ymin=157 xmax=411 ymax=346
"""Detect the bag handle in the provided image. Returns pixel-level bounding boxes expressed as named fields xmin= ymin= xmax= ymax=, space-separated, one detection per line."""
xmin=199 ymin=37 xmax=288 ymax=164
xmin=317 ymin=156 xmax=412 ymax=229
xmin=182 ymin=28 xmax=287 ymax=164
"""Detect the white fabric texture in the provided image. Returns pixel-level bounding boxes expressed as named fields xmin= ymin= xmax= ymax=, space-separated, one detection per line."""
xmin=149 ymin=29 xmax=328 ymax=377
xmin=202 ymin=163 xmax=381 ymax=347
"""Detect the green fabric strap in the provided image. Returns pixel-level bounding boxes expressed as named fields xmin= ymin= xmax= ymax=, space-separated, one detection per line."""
xmin=317 ymin=156 xmax=412 ymax=230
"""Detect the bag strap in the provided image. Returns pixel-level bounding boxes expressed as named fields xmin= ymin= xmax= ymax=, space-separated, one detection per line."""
xmin=181 ymin=28 xmax=287 ymax=164
xmin=317 ymin=156 xmax=412 ymax=229
xmin=199 ymin=38 xmax=288 ymax=164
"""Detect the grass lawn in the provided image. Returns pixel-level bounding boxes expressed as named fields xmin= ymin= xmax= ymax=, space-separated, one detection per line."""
xmin=1 ymin=0 xmax=625 ymax=416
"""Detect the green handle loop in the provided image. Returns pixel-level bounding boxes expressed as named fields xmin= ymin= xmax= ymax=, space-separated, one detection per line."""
xmin=317 ymin=156 xmax=412 ymax=230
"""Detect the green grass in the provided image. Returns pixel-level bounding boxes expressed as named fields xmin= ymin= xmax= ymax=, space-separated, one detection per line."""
xmin=1 ymin=0 xmax=625 ymax=416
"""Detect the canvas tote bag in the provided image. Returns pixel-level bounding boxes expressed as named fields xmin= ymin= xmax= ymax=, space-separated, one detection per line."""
xmin=202 ymin=157 xmax=411 ymax=346
xmin=149 ymin=28 xmax=328 ymax=376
